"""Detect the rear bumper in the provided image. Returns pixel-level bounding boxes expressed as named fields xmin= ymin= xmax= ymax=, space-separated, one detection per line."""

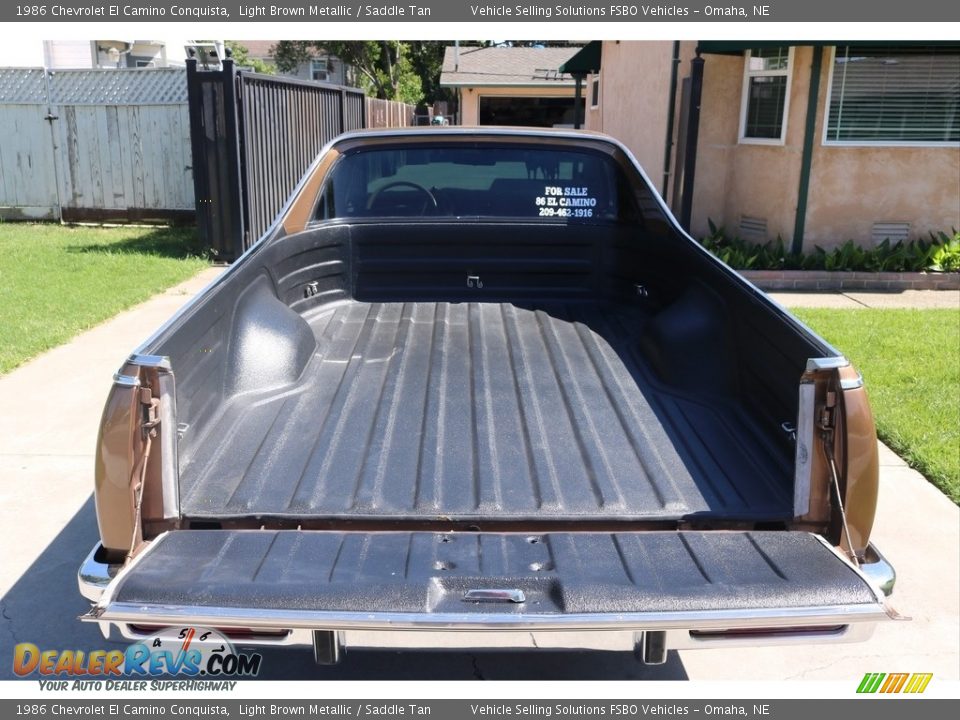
xmin=77 ymin=543 xmax=116 ymax=603
xmin=858 ymin=543 xmax=897 ymax=597
xmin=102 ymin=623 xmax=879 ymax=662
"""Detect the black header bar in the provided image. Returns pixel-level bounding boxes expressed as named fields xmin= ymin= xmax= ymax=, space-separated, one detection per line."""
xmin=3 ymin=0 xmax=959 ymax=23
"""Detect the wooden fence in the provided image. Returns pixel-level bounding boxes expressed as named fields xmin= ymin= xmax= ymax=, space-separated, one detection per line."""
xmin=0 ymin=67 xmax=193 ymax=222
xmin=0 ymin=67 xmax=421 ymax=225
xmin=365 ymin=97 xmax=418 ymax=128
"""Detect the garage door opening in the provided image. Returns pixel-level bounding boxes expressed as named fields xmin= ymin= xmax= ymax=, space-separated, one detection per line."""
xmin=479 ymin=96 xmax=584 ymax=127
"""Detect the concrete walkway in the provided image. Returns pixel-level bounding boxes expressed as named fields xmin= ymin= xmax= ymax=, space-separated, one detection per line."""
xmin=0 ymin=276 xmax=957 ymax=681
xmin=0 ymin=267 xmax=224 ymax=592
xmin=770 ymin=288 xmax=960 ymax=309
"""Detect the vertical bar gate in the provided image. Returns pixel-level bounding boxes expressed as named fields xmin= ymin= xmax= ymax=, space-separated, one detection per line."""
xmin=187 ymin=58 xmax=367 ymax=261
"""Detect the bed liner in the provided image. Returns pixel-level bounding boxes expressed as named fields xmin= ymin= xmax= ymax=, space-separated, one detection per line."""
xmin=178 ymin=300 xmax=793 ymax=521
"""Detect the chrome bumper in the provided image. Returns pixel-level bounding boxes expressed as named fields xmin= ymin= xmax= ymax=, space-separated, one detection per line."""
xmin=77 ymin=543 xmax=119 ymax=603
xmin=859 ymin=542 xmax=897 ymax=597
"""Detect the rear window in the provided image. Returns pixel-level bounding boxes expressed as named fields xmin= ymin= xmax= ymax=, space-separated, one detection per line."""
xmin=314 ymin=144 xmax=637 ymax=222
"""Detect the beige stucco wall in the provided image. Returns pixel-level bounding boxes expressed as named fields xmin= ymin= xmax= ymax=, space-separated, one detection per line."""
xmin=805 ymin=146 xmax=960 ymax=248
xmin=456 ymin=85 xmax=576 ymax=126
xmin=585 ymin=41 xmax=677 ymax=195
xmin=803 ymin=50 xmax=960 ymax=248
xmin=690 ymin=46 xmax=815 ymax=243
xmin=596 ymin=42 xmax=960 ymax=249
xmin=693 ymin=45 xmax=960 ymax=248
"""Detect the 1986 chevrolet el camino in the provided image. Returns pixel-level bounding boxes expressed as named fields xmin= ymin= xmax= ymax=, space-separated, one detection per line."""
xmin=79 ymin=128 xmax=896 ymax=666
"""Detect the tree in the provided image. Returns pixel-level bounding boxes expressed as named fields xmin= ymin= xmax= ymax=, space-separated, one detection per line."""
xmin=406 ymin=41 xmax=455 ymax=106
xmin=224 ymin=41 xmax=276 ymax=75
xmin=274 ymin=41 xmax=429 ymax=105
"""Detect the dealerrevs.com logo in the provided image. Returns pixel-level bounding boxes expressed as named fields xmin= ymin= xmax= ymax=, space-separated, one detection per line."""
xmin=13 ymin=627 xmax=262 ymax=680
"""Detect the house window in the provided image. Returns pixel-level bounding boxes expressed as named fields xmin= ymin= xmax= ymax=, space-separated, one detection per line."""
xmin=311 ymin=59 xmax=331 ymax=82
xmin=739 ymin=46 xmax=793 ymax=143
xmin=590 ymin=75 xmax=600 ymax=108
xmin=825 ymin=45 xmax=960 ymax=145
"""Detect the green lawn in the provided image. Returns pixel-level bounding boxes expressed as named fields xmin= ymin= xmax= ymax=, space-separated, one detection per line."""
xmin=793 ymin=308 xmax=960 ymax=504
xmin=0 ymin=224 xmax=208 ymax=374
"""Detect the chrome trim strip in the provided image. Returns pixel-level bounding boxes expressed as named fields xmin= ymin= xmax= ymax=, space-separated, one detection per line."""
xmin=77 ymin=544 xmax=114 ymax=603
xmin=128 ymin=354 xmax=172 ymax=371
xmin=794 ymin=381 xmax=815 ymax=516
xmin=84 ymin=601 xmax=889 ymax=632
xmin=157 ymin=371 xmax=180 ymax=520
xmin=840 ymin=373 xmax=865 ymax=390
xmin=112 ymin=373 xmax=140 ymax=388
xmin=859 ymin=543 xmax=897 ymax=597
xmin=806 ymin=356 xmax=851 ymax=372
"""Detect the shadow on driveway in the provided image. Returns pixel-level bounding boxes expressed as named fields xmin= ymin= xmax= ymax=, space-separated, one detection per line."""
xmin=1 ymin=498 xmax=688 ymax=681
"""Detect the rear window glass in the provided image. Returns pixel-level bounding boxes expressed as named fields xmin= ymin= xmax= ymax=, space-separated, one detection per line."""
xmin=315 ymin=145 xmax=637 ymax=222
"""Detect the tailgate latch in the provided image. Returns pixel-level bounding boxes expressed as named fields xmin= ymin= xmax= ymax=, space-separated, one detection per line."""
xmin=463 ymin=589 xmax=525 ymax=603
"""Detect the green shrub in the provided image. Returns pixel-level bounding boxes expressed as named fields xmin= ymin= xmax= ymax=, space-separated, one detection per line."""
xmin=700 ymin=222 xmax=960 ymax=273
xmin=928 ymin=231 xmax=960 ymax=272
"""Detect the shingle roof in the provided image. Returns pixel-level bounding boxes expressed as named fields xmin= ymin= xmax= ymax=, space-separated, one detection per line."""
xmin=440 ymin=45 xmax=583 ymax=87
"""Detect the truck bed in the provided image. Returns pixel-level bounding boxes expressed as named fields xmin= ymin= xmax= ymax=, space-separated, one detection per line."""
xmin=179 ymin=300 xmax=793 ymax=522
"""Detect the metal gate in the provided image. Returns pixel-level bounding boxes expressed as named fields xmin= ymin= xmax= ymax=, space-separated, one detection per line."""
xmin=187 ymin=58 xmax=366 ymax=261
xmin=0 ymin=67 xmax=193 ymax=223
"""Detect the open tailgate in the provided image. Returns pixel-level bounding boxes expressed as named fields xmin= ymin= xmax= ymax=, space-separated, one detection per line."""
xmin=84 ymin=530 xmax=889 ymax=631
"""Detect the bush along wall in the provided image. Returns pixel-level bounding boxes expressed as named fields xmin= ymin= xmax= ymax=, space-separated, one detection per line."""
xmin=700 ymin=221 xmax=960 ymax=273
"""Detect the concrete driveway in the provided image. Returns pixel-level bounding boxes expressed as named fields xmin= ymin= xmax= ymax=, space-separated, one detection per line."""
xmin=1 ymin=276 xmax=957 ymax=681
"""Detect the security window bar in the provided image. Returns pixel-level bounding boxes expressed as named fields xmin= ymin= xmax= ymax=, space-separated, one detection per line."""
xmin=826 ymin=45 xmax=960 ymax=144
xmin=740 ymin=47 xmax=792 ymax=142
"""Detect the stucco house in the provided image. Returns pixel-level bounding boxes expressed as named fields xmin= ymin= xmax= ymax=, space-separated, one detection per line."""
xmin=0 ymin=39 xmax=194 ymax=69
xmin=233 ymin=41 xmax=354 ymax=86
xmin=440 ymin=45 xmax=584 ymax=127
xmin=564 ymin=41 xmax=959 ymax=250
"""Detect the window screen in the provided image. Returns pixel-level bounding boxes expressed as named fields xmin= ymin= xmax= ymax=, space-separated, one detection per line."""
xmin=826 ymin=45 xmax=960 ymax=144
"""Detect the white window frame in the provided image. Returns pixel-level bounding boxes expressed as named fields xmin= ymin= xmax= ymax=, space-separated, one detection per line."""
xmin=590 ymin=73 xmax=600 ymax=110
xmin=822 ymin=45 xmax=960 ymax=148
xmin=311 ymin=58 xmax=330 ymax=83
xmin=738 ymin=46 xmax=794 ymax=146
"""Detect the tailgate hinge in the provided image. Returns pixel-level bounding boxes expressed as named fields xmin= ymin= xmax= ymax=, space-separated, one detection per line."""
xmin=818 ymin=390 xmax=859 ymax=567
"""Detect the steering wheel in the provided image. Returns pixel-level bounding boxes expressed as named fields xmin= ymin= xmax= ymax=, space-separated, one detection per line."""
xmin=367 ymin=180 xmax=438 ymax=214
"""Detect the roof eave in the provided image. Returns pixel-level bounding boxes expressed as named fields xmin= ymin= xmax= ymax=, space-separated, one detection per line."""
xmin=440 ymin=80 xmax=577 ymax=88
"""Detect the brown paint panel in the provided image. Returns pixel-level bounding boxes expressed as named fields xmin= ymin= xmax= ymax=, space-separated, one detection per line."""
xmin=281 ymin=149 xmax=339 ymax=234
xmin=94 ymin=383 xmax=139 ymax=557
xmin=839 ymin=365 xmax=879 ymax=554
xmin=95 ymin=365 xmax=174 ymax=559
